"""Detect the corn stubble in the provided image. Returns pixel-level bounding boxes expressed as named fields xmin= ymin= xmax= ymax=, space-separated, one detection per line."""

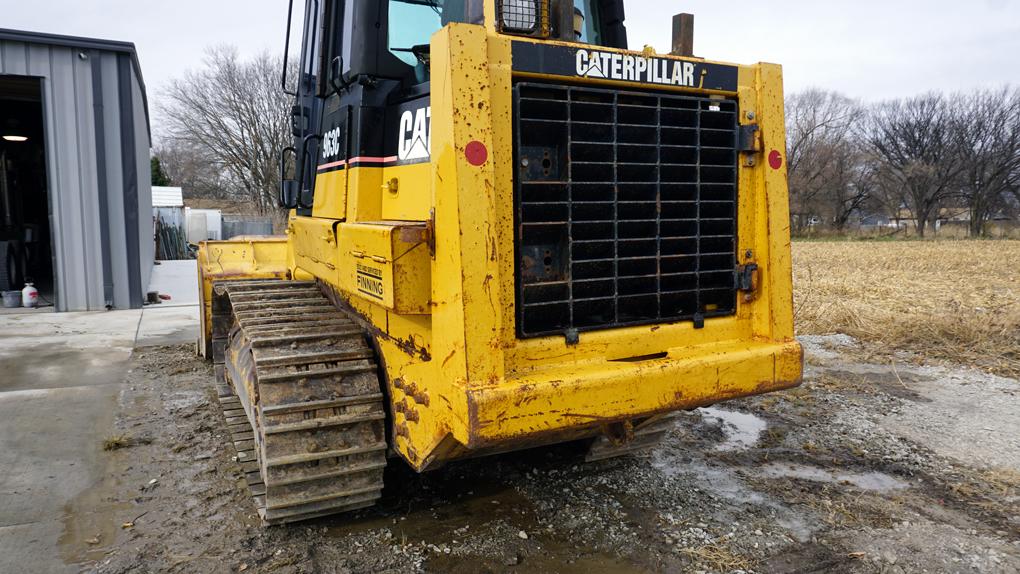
xmin=793 ymin=240 xmax=1020 ymax=377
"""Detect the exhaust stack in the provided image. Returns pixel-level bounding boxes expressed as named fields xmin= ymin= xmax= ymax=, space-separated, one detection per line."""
xmin=671 ymin=13 xmax=694 ymax=57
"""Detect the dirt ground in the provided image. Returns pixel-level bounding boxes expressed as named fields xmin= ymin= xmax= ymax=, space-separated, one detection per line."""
xmin=57 ymin=332 xmax=1019 ymax=574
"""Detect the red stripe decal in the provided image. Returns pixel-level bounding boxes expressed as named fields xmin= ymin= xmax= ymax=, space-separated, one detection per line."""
xmin=318 ymin=159 xmax=347 ymax=170
xmin=349 ymin=156 xmax=398 ymax=164
xmin=317 ymin=156 xmax=399 ymax=171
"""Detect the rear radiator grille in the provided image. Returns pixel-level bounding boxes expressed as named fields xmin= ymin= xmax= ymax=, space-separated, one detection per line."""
xmin=513 ymin=82 xmax=739 ymax=338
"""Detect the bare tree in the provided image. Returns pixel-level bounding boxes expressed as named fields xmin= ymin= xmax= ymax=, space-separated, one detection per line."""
xmin=153 ymin=139 xmax=237 ymax=201
xmin=829 ymin=147 xmax=877 ymax=231
xmin=785 ymin=89 xmax=867 ymax=233
xmin=865 ymin=94 xmax=965 ymax=237
xmin=160 ymin=47 xmax=294 ymax=214
xmin=954 ymin=88 xmax=1020 ymax=236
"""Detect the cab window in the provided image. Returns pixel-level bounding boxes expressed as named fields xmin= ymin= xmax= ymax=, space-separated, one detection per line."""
xmin=388 ymin=0 xmax=482 ymax=67
xmin=573 ymin=0 xmax=602 ymax=44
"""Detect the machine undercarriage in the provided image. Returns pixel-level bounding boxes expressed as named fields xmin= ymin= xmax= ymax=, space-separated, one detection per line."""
xmin=213 ymin=280 xmax=387 ymax=524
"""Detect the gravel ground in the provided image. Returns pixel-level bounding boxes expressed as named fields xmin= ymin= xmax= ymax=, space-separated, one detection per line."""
xmin=63 ymin=336 xmax=1020 ymax=573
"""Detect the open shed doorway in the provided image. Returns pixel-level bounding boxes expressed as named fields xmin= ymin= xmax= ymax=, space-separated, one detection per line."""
xmin=0 ymin=76 xmax=53 ymax=306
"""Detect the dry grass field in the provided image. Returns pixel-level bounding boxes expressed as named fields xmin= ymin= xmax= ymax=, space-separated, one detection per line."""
xmin=793 ymin=240 xmax=1020 ymax=377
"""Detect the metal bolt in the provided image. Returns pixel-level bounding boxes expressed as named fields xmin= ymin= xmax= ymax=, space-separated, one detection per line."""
xmin=746 ymin=111 xmax=756 ymax=120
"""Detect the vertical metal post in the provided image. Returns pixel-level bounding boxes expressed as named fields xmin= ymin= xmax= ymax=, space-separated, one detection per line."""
xmin=554 ymin=0 xmax=576 ymax=41
xmin=671 ymin=13 xmax=695 ymax=57
xmin=281 ymin=0 xmax=296 ymax=95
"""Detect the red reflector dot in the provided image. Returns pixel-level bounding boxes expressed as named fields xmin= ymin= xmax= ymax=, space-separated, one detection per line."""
xmin=465 ymin=140 xmax=488 ymax=166
xmin=768 ymin=150 xmax=783 ymax=170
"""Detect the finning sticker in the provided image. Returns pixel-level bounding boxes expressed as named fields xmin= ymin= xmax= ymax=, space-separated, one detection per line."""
xmin=356 ymin=263 xmax=385 ymax=301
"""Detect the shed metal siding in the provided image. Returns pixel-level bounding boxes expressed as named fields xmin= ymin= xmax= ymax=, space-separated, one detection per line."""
xmin=98 ymin=50 xmax=132 ymax=309
xmin=134 ymin=67 xmax=154 ymax=296
xmin=91 ymin=49 xmax=115 ymax=307
xmin=0 ymin=33 xmax=152 ymax=311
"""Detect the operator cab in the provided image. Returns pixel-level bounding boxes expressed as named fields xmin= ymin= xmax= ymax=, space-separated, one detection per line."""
xmin=312 ymin=1 xmax=622 ymax=91
xmin=280 ymin=0 xmax=628 ymax=211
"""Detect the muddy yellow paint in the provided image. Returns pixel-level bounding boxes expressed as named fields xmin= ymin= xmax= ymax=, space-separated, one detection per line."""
xmin=197 ymin=23 xmax=802 ymax=472
xmin=311 ymin=170 xmax=346 ymax=219
xmin=195 ymin=237 xmax=290 ymax=358
xmin=335 ymin=221 xmax=431 ymax=314
xmin=381 ymin=163 xmax=432 ymax=221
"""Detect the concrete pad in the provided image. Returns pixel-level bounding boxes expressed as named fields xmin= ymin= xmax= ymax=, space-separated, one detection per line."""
xmin=0 ymin=305 xmax=55 ymax=316
xmin=0 ymin=310 xmax=137 ymax=571
xmin=0 ymin=310 xmax=140 ymax=351
xmin=0 ymin=311 xmax=140 ymax=392
xmin=0 ymin=383 xmax=118 ymax=574
xmin=0 ymin=296 xmax=201 ymax=570
xmin=0 ymin=385 xmax=117 ymax=522
xmin=147 ymin=260 xmax=198 ymax=307
xmin=0 ymin=346 xmax=134 ymax=393
xmin=0 ymin=522 xmax=75 ymax=574
xmin=136 ymin=305 xmax=200 ymax=348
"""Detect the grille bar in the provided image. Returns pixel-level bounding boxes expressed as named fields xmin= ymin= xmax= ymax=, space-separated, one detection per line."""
xmin=513 ymin=83 xmax=739 ymax=338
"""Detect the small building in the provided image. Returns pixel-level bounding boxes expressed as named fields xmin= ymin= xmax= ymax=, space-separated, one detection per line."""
xmin=0 ymin=28 xmax=153 ymax=311
xmin=186 ymin=208 xmax=223 ymax=243
xmin=153 ymin=186 xmax=188 ymax=261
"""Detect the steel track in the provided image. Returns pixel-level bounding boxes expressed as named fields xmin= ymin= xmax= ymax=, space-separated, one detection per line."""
xmin=212 ymin=280 xmax=387 ymax=525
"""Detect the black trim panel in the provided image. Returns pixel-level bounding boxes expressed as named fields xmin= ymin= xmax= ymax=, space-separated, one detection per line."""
xmin=117 ymin=53 xmax=143 ymax=309
xmin=511 ymin=42 xmax=739 ymax=93
xmin=91 ymin=51 xmax=114 ymax=308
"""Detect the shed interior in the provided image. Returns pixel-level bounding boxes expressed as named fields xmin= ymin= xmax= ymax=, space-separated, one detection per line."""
xmin=0 ymin=75 xmax=53 ymax=305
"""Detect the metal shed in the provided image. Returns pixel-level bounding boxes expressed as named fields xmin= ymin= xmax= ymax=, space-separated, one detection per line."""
xmin=0 ymin=28 xmax=153 ymax=311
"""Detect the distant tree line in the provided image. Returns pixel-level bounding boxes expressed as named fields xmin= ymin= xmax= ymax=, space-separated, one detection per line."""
xmin=150 ymin=46 xmax=1020 ymax=238
xmin=787 ymin=88 xmax=1020 ymax=237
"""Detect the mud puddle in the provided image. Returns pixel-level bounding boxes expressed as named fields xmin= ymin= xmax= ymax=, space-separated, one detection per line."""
xmin=322 ymin=445 xmax=664 ymax=572
xmin=327 ymin=465 xmax=537 ymax=543
xmin=697 ymin=407 xmax=769 ymax=451
xmin=58 ymin=474 xmax=134 ymax=566
xmin=756 ymin=462 xmax=910 ymax=492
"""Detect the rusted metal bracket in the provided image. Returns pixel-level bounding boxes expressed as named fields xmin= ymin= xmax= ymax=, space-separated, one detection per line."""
xmin=425 ymin=208 xmax=436 ymax=258
xmin=736 ymin=263 xmax=759 ymax=291
xmin=738 ymin=124 xmax=760 ymax=152
xmin=738 ymin=123 xmax=762 ymax=167
xmin=736 ymin=263 xmax=760 ymax=302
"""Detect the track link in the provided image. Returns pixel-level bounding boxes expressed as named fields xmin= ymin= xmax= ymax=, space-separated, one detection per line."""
xmin=212 ymin=280 xmax=387 ymax=525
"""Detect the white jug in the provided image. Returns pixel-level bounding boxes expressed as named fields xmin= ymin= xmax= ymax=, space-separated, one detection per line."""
xmin=22 ymin=282 xmax=38 ymax=308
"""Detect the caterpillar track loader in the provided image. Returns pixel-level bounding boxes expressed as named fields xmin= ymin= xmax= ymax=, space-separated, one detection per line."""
xmin=197 ymin=0 xmax=802 ymax=524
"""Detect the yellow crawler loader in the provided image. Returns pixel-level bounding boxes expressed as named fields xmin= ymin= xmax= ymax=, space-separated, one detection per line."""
xmin=197 ymin=0 xmax=802 ymax=524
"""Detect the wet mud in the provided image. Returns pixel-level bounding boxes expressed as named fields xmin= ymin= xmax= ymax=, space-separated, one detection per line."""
xmin=62 ymin=340 xmax=1020 ymax=573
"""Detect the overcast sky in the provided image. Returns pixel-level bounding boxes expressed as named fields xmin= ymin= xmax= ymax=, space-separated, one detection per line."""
xmin=4 ymin=0 xmax=1019 ymax=132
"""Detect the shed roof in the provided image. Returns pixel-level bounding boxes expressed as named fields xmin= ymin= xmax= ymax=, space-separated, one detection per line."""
xmin=0 ymin=28 xmax=151 ymax=141
xmin=152 ymin=187 xmax=184 ymax=208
